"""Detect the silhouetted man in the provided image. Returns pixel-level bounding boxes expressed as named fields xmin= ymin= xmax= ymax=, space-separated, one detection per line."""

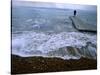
xmin=74 ymin=10 xmax=77 ymax=16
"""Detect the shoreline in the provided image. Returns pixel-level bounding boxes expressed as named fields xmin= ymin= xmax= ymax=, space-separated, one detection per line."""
xmin=11 ymin=54 xmax=97 ymax=74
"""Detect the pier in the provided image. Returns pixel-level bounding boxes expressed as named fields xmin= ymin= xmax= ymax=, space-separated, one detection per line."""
xmin=70 ymin=16 xmax=97 ymax=32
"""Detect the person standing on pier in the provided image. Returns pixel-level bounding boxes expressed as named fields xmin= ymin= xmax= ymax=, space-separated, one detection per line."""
xmin=74 ymin=10 xmax=77 ymax=16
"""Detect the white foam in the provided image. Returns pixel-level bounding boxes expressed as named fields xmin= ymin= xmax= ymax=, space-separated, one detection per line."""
xmin=12 ymin=31 xmax=97 ymax=59
xmin=26 ymin=19 xmax=33 ymax=22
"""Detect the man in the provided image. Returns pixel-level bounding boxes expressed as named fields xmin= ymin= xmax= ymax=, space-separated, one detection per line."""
xmin=74 ymin=10 xmax=77 ymax=16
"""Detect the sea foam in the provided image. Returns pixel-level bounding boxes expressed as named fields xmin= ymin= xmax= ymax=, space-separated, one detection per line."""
xmin=12 ymin=31 xmax=97 ymax=59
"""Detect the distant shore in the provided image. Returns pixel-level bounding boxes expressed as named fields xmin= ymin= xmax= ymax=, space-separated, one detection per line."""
xmin=11 ymin=54 xmax=97 ymax=74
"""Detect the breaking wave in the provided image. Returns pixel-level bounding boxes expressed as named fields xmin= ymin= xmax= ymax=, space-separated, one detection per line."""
xmin=12 ymin=31 xmax=97 ymax=60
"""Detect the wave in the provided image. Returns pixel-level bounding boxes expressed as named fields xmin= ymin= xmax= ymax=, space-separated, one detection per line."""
xmin=12 ymin=31 xmax=97 ymax=60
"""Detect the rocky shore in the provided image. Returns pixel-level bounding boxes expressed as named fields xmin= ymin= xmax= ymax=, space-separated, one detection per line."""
xmin=11 ymin=55 xmax=97 ymax=74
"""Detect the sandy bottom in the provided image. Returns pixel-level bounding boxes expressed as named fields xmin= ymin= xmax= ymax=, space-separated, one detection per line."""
xmin=11 ymin=54 xmax=97 ymax=74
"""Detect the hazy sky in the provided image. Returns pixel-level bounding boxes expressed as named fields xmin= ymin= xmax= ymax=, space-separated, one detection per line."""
xmin=12 ymin=0 xmax=97 ymax=11
xmin=13 ymin=0 xmax=97 ymax=5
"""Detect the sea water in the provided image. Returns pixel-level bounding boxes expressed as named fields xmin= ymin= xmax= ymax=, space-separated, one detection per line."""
xmin=12 ymin=6 xmax=97 ymax=59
